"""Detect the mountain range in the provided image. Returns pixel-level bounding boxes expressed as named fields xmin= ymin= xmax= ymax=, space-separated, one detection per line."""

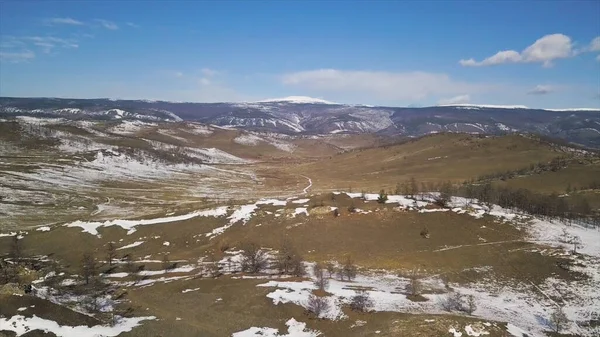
xmin=1 ymin=96 xmax=599 ymax=148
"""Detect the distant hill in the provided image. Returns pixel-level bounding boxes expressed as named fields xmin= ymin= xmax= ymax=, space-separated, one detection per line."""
xmin=1 ymin=96 xmax=599 ymax=148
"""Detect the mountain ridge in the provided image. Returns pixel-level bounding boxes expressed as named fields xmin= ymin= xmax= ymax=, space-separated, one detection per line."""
xmin=1 ymin=96 xmax=599 ymax=148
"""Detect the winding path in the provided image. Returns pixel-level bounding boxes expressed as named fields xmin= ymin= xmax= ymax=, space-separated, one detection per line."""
xmin=300 ymin=175 xmax=312 ymax=195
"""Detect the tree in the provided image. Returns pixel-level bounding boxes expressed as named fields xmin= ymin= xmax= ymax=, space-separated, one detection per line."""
xmin=106 ymin=242 xmax=117 ymax=266
xmin=409 ymin=177 xmax=419 ymax=198
xmin=81 ymin=252 xmax=97 ymax=285
xmin=550 ymin=306 xmax=569 ymax=333
xmin=313 ymin=263 xmax=329 ymax=291
xmin=85 ymin=274 xmax=111 ymax=313
xmin=203 ymin=259 xmax=220 ymax=278
xmin=325 ymin=262 xmax=336 ymax=279
xmin=240 ymin=242 xmax=268 ymax=274
xmin=570 ymin=235 xmax=583 ymax=254
xmin=466 ymin=294 xmax=477 ymax=315
xmin=440 ymin=291 xmax=466 ymax=312
xmin=123 ymin=254 xmax=137 ymax=275
xmin=306 ymin=294 xmax=330 ymax=317
xmin=338 ymin=256 xmax=357 ymax=281
xmin=276 ymin=240 xmax=304 ymax=276
xmin=349 ymin=290 xmax=372 ymax=312
xmin=435 ymin=181 xmax=453 ymax=207
xmin=377 ymin=189 xmax=388 ymax=204
xmin=162 ymin=254 xmax=177 ymax=271
xmin=406 ymin=269 xmax=422 ymax=296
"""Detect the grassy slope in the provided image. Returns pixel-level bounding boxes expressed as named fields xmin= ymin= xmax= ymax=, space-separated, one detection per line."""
xmin=288 ymin=133 xmax=569 ymax=193
xmin=2 ymin=124 xmax=598 ymax=336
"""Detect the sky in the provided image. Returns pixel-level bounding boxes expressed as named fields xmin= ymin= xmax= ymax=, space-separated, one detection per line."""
xmin=0 ymin=1 xmax=599 ymax=109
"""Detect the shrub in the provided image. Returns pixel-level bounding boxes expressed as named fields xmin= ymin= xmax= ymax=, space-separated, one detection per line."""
xmin=349 ymin=290 xmax=373 ymax=312
xmin=240 ymin=242 xmax=268 ymax=274
xmin=338 ymin=256 xmax=357 ymax=281
xmin=306 ymin=294 xmax=330 ymax=317
xmin=377 ymin=189 xmax=388 ymax=204
xmin=550 ymin=306 xmax=569 ymax=333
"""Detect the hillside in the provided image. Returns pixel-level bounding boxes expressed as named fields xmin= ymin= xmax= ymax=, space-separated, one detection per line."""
xmin=288 ymin=133 xmax=598 ymax=193
xmin=2 ymin=97 xmax=600 ymax=148
xmin=1 ymin=117 xmax=599 ymax=337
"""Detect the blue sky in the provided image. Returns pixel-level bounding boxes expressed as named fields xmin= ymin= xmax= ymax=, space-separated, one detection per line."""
xmin=0 ymin=1 xmax=599 ymax=108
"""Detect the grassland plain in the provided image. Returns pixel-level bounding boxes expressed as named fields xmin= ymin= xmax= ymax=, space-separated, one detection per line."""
xmin=1 ymin=118 xmax=599 ymax=337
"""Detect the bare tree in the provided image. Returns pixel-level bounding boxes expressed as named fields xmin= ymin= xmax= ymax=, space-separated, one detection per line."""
xmin=466 ymin=294 xmax=477 ymax=315
xmin=409 ymin=177 xmax=419 ymax=199
xmin=306 ymin=294 xmax=330 ymax=317
xmin=85 ymin=274 xmax=111 ymax=313
xmin=325 ymin=262 xmax=336 ymax=279
xmin=338 ymin=256 xmax=357 ymax=281
xmin=570 ymin=235 xmax=583 ymax=254
xmin=349 ymin=290 xmax=373 ymax=312
xmin=406 ymin=268 xmax=423 ymax=296
xmin=440 ymin=291 xmax=466 ymax=312
xmin=313 ymin=263 xmax=329 ymax=291
xmin=204 ymin=261 xmax=220 ymax=278
xmin=240 ymin=242 xmax=268 ymax=274
xmin=123 ymin=254 xmax=137 ymax=274
xmin=123 ymin=254 xmax=146 ymax=285
xmin=106 ymin=242 xmax=117 ymax=266
xmin=550 ymin=306 xmax=569 ymax=333
xmin=276 ymin=239 xmax=304 ymax=276
xmin=81 ymin=252 xmax=97 ymax=285
xmin=162 ymin=254 xmax=177 ymax=271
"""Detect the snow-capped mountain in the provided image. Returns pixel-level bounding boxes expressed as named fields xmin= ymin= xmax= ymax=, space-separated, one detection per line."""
xmin=1 ymin=96 xmax=599 ymax=148
xmin=255 ymin=96 xmax=337 ymax=104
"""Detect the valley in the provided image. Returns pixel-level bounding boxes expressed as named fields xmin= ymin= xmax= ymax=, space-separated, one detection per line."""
xmin=1 ymin=115 xmax=599 ymax=337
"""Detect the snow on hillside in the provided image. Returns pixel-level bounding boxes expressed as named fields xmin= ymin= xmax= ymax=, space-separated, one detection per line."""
xmin=109 ymin=120 xmax=157 ymax=135
xmin=234 ymin=134 xmax=264 ymax=146
xmin=544 ymin=108 xmax=600 ymax=112
xmin=183 ymin=123 xmax=213 ymax=135
xmin=51 ymin=188 xmax=600 ymax=336
xmin=145 ymin=139 xmax=250 ymax=164
xmin=232 ymin=318 xmax=321 ymax=337
xmin=256 ymin=96 xmax=337 ymax=104
xmin=233 ymin=132 xmax=296 ymax=153
xmin=0 ymin=315 xmax=156 ymax=337
xmin=439 ymin=104 xmax=529 ymax=109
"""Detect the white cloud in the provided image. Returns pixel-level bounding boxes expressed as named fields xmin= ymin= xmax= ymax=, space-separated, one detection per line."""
xmin=527 ymin=85 xmax=554 ymax=95
xmin=201 ymin=68 xmax=218 ymax=77
xmin=95 ymin=19 xmax=119 ymax=30
xmin=438 ymin=94 xmax=471 ymax=105
xmin=0 ymin=50 xmax=35 ymax=63
xmin=199 ymin=78 xmax=211 ymax=85
xmin=281 ymin=69 xmax=491 ymax=102
xmin=33 ymin=42 xmax=55 ymax=54
xmin=48 ymin=17 xmax=83 ymax=25
xmin=174 ymin=72 xmax=184 ymax=78
xmin=460 ymin=34 xmax=574 ymax=67
xmin=126 ymin=22 xmax=140 ymax=28
xmin=588 ymin=36 xmax=600 ymax=52
xmin=597 ymin=54 xmax=600 ymax=62
xmin=25 ymin=36 xmax=78 ymax=51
